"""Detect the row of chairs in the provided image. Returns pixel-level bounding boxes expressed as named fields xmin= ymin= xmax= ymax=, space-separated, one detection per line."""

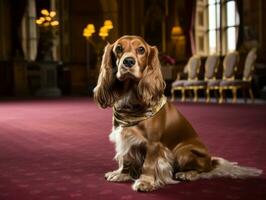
xmin=171 ymin=48 xmax=257 ymax=103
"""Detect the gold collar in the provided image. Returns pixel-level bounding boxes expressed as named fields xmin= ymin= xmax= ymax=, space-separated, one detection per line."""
xmin=113 ymin=95 xmax=167 ymax=127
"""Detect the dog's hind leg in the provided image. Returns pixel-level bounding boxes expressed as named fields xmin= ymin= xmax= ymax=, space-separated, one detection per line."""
xmin=173 ymin=141 xmax=212 ymax=181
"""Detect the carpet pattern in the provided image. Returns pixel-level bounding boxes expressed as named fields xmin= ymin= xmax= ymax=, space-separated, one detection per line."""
xmin=0 ymin=98 xmax=265 ymax=200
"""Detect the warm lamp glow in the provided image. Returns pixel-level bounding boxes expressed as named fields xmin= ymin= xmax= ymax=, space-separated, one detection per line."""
xmin=83 ymin=29 xmax=92 ymax=37
xmin=99 ymin=26 xmax=108 ymax=34
xmin=36 ymin=9 xmax=59 ymax=28
xmin=99 ymin=32 xmax=108 ymax=36
xmin=99 ymin=26 xmax=108 ymax=39
xmin=35 ymin=20 xmax=42 ymax=25
xmin=171 ymin=26 xmax=184 ymax=40
xmin=46 ymin=16 xmax=52 ymax=21
xmin=43 ymin=22 xmax=50 ymax=27
xmin=86 ymin=24 xmax=95 ymax=33
xmin=171 ymin=26 xmax=183 ymax=36
xmin=51 ymin=20 xmax=59 ymax=26
xmin=104 ymin=20 xmax=113 ymax=30
xmin=50 ymin=11 xmax=56 ymax=17
xmin=83 ymin=20 xmax=114 ymax=40
xmin=83 ymin=24 xmax=96 ymax=38
xmin=41 ymin=9 xmax=49 ymax=16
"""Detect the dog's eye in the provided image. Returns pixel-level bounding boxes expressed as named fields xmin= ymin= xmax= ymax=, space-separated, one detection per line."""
xmin=115 ymin=45 xmax=123 ymax=54
xmin=137 ymin=46 xmax=145 ymax=55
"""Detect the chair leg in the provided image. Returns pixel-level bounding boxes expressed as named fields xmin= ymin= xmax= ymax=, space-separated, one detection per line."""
xmin=171 ymin=89 xmax=175 ymax=102
xmin=181 ymin=88 xmax=186 ymax=102
xmin=193 ymin=88 xmax=198 ymax=102
xmin=188 ymin=89 xmax=192 ymax=101
xmin=248 ymin=88 xmax=255 ymax=103
xmin=242 ymin=88 xmax=247 ymax=103
xmin=206 ymin=88 xmax=210 ymax=103
xmin=232 ymin=87 xmax=237 ymax=103
xmin=219 ymin=88 xmax=224 ymax=104
xmin=214 ymin=89 xmax=219 ymax=103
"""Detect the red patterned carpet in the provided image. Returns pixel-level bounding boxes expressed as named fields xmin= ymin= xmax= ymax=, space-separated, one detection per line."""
xmin=0 ymin=98 xmax=265 ymax=200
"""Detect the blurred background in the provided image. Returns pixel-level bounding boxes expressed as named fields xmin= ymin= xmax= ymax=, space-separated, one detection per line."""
xmin=0 ymin=0 xmax=266 ymax=101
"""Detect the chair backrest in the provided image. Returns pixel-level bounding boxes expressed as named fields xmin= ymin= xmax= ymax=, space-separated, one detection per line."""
xmin=243 ymin=48 xmax=257 ymax=81
xmin=204 ymin=54 xmax=220 ymax=80
xmin=223 ymin=51 xmax=239 ymax=80
xmin=187 ymin=55 xmax=201 ymax=80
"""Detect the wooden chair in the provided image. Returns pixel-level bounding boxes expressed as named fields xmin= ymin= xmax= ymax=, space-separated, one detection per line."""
xmin=171 ymin=55 xmax=201 ymax=102
xmin=219 ymin=48 xmax=256 ymax=103
xmin=183 ymin=54 xmax=220 ymax=102
xmin=207 ymin=51 xmax=239 ymax=103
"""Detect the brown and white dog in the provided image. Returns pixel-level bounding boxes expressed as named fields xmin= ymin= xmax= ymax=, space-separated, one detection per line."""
xmin=94 ymin=35 xmax=262 ymax=192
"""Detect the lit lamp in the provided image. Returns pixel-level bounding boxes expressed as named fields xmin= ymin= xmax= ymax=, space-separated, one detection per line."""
xmin=82 ymin=20 xmax=114 ymax=92
xmin=171 ymin=25 xmax=186 ymax=61
xmin=99 ymin=26 xmax=109 ymax=40
xmin=171 ymin=26 xmax=183 ymax=40
xmin=98 ymin=20 xmax=113 ymax=40
xmin=35 ymin=9 xmax=59 ymax=61
xmin=83 ymin=19 xmax=113 ymax=40
xmin=36 ymin=9 xmax=59 ymax=27
xmin=34 ymin=9 xmax=61 ymax=97
xmin=104 ymin=20 xmax=113 ymax=30
xmin=83 ymin=24 xmax=96 ymax=39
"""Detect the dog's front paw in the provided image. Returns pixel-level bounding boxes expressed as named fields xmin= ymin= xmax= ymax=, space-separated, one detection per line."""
xmin=105 ymin=170 xmax=131 ymax=182
xmin=132 ymin=178 xmax=156 ymax=192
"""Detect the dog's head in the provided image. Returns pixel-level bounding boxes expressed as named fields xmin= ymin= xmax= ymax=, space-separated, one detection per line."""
xmin=94 ymin=35 xmax=165 ymax=108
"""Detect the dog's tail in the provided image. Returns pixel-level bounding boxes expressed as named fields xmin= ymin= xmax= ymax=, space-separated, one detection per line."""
xmin=199 ymin=157 xmax=263 ymax=179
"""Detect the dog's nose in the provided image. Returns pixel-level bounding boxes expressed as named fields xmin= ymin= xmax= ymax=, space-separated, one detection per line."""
xmin=123 ymin=57 xmax=135 ymax=68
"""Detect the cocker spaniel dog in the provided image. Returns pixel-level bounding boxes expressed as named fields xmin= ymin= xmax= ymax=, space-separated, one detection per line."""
xmin=94 ymin=35 xmax=262 ymax=192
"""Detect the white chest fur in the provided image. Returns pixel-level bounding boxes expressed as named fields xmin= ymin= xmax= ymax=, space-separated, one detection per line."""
xmin=109 ymin=126 xmax=145 ymax=161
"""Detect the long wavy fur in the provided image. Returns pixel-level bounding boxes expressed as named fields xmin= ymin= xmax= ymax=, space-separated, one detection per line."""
xmin=94 ymin=43 xmax=119 ymax=108
xmin=137 ymin=46 xmax=166 ymax=106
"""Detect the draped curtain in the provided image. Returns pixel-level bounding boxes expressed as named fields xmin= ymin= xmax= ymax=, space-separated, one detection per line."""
xmin=11 ymin=0 xmax=27 ymax=58
xmin=21 ymin=0 xmax=38 ymax=61
xmin=184 ymin=0 xmax=196 ymax=58
xmin=236 ymin=0 xmax=244 ymax=50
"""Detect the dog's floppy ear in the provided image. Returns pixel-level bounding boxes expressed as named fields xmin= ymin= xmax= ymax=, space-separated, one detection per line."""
xmin=94 ymin=43 xmax=118 ymax=108
xmin=138 ymin=46 xmax=165 ymax=106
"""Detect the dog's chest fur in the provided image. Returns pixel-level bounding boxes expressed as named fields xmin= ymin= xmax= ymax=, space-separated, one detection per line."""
xmin=115 ymin=89 xmax=145 ymax=112
xmin=110 ymin=89 xmax=146 ymax=159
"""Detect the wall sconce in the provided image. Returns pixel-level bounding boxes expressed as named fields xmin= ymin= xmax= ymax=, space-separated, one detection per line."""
xmin=83 ymin=19 xmax=113 ymax=40
xmin=36 ymin=9 xmax=59 ymax=27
